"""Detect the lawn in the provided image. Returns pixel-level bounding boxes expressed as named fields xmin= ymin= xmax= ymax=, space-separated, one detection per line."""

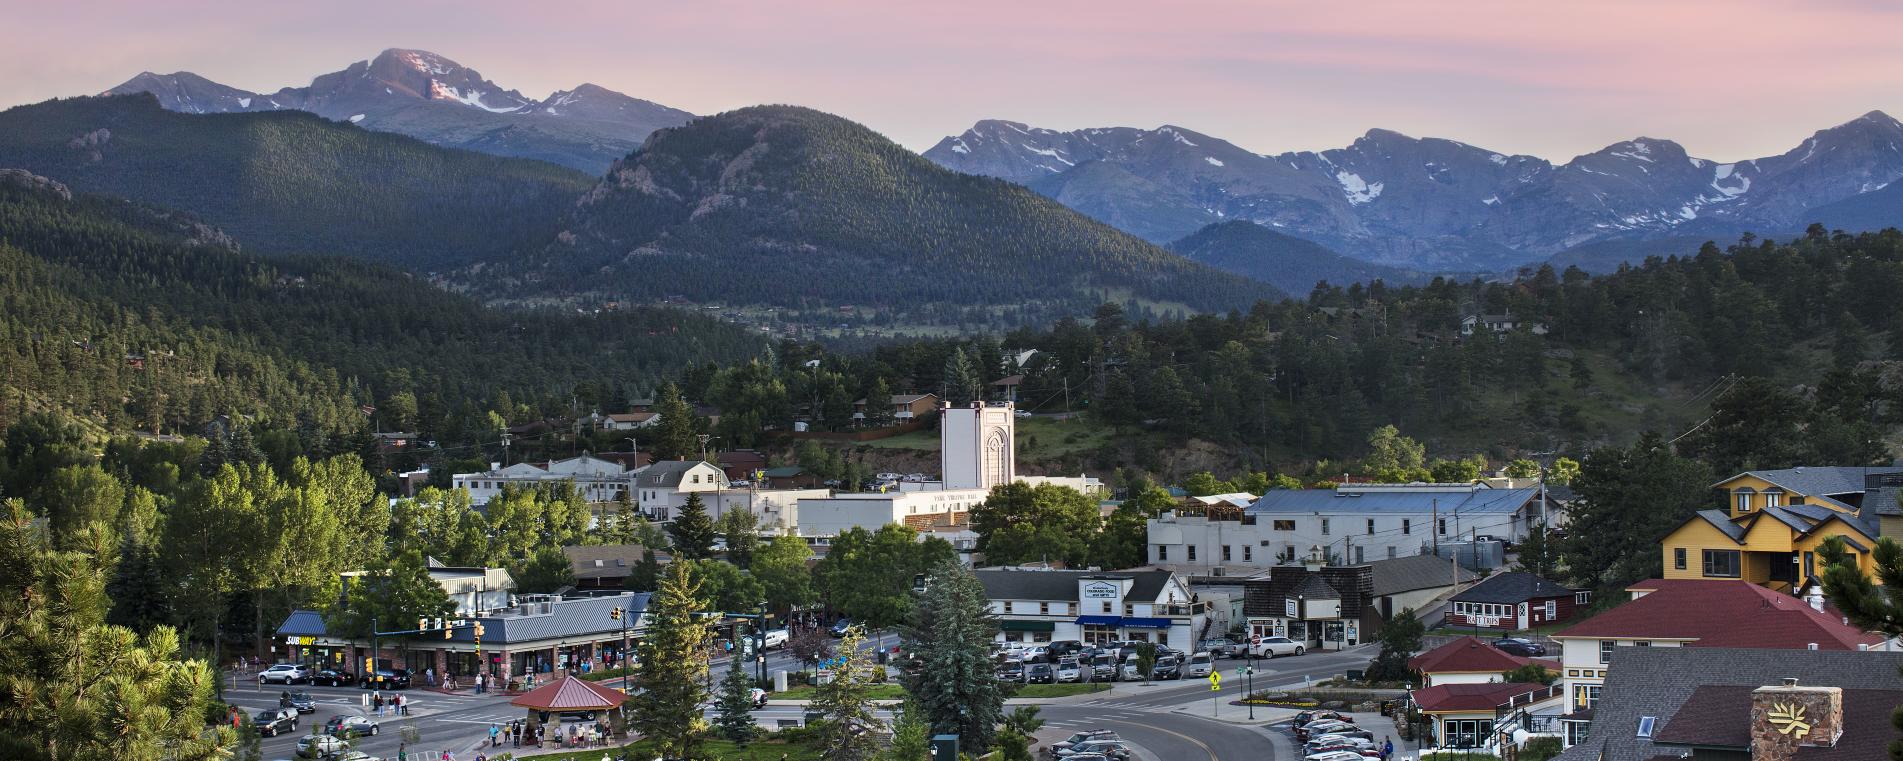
xmin=772 ymin=683 xmax=908 ymax=701
xmin=1014 ymin=683 xmax=1110 ymax=698
xmin=522 ymin=735 xmax=820 ymax=761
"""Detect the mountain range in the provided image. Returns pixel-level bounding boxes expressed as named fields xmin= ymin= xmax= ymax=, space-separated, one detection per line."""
xmin=924 ymin=113 xmax=1903 ymax=271
xmin=104 ymin=48 xmax=692 ymax=173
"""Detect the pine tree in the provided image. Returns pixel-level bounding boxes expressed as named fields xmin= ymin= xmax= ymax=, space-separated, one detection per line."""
xmin=900 ymin=559 xmax=1007 ymax=752
xmin=814 ymin=627 xmax=882 ymax=761
xmin=1818 ymin=534 xmax=1903 ymax=761
xmin=630 ymin=562 xmax=714 ymax=760
xmin=714 ymin=651 xmax=759 ymax=744
xmin=651 ymin=383 xmax=701 ymax=461
xmin=623 ymin=548 xmax=663 ymax=593
xmin=941 ymin=348 xmax=981 ymax=406
xmin=884 ymin=702 xmax=933 ymax=761
xmin=719 ymin=508 xmax=760 ymax=569
xmin=669 ymin=493 xmax=717 ymax=560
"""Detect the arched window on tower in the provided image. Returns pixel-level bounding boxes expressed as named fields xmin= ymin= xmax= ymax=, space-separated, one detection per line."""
xmin=984 ymin=428 xmax=1010 ymax=488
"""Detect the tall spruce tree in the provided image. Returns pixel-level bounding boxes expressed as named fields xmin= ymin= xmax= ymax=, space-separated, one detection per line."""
xmin=651 ymin=384 xmax=701 ymax=461
xmin=669 ymin=493 xmax=717 ymax=560
xmin=814 ymin=627 xmax=882 ymax=761
xmin=631 ymin=562 xmax=714 ymax=759
xmin=900 ymin=559 xmax=1007 ymax=752
xmin=941 ymin=348 xmax=982 ymax=407
xmin=1818 ymin=533 xmax=1903 ymax=761
xmin=714 ymin=651 xmax=759 ymax=744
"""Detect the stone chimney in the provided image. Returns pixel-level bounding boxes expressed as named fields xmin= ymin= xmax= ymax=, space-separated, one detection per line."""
xmin=1750 ymin=678 xmax=1843 ymax=761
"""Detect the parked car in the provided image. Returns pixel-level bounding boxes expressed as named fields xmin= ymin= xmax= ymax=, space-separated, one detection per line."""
xmin=1047 ymin=640 xmax=1085 ymax=659
xmin=1151 ymin=655 xmax=1182 ymax=680
xmin=1492 ymin=637 xmax=1547 ymax=657
xmin=1026 ymin=663 xmax=1056 ymax=684
xmin=1305 ymin=735 xmax=1374 ymax=752
xmin=762 ymin=628 xmax=790 ymax=649
xmin=830 ymin=618 xmax=853 ymax=637
xmin=996 ymin=660 xmax=1025 ymax=682
xmin=1199 ymin=638 xmax=1243 ymax=658
xmin=286 ymin=691 xmax=317 ymax=713
xmin=1184 ymin=651 xmax=1213 ymax=678
xmin=295 ymin=734 xmax=347 ymax=758
xmin=1055 ymin=659 xmax=1083 ymax=683
xmin=1304 ymin=726 xmax=1375 ymax=743
xmin=324 ymin=715 xmax=380 ymax=738
xmin=1294 ymin=709 xmax=1351 ymax=727
xmin=310 ymin=668 xmax=355 ymax=687
xmin=1051 ymin=730 xmax=1119 ymax=752
xmin=1062 ymin=741 xmax=1132 ymax=760
xmin=1297 ymin=720 xmax=1356 ymax=741
xmin=332 ymin=752 xmax=384 ymax=761
xmin=1089 ymin=654 xmax=1118 ymax=682
xmin=1305 ymin=750 xmax=1371 ymax=761
xmin=1251 ymin=636 xmax=1305 ymax=658
xmin=255 ymin=708 xmax=299 ymax=737
xmin=1020 ymin=645 xmax=1052 ymax=663
xmin=363 ymin=668 xmax=411 ymax=689
xmin=260 ymin=664 xmax=310 ymax=685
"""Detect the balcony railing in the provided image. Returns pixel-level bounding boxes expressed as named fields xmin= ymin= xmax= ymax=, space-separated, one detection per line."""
xmin=1495 ymin=684 xmax=1564 ymax=720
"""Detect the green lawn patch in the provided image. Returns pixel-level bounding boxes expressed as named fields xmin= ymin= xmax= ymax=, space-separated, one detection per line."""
xmin=1013 ymin=683 xmax=1110 ymax=698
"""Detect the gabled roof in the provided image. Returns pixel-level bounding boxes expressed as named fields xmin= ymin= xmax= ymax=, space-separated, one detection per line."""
xmin=1451 ymin=572 xmax=1576 ymax=604
xmin=562 ymin=544 xmax=668 ymax=580
xmin=1409 ymin=636 xmax=1555 ymax=675
xmin=1552 ymin=647 xmax=1903 ymax=761
xmin=637 ymin=460 xmax=720 ymax=487
xmin=1412 ymin=682 xmax=1548 ymax=713
xmin=1290 ymin=574 xmax=1341 ymax=600
xmin=1715 ymin=466 xmax=1903 ymax=498
xmin=1246 ymin=484 xmax=1537 ymax=515
xmin=1553 ymin=580 xmax=1882 ymax=650
xmin=1368 ymin=553 xmax=1478 ymax=597
xmin=1650 ymin=685 xmax=1902 ymax=758
xmin=510 ymin=675 xmax=628 ymax=711
xmin=1681 ymin=509 xmax=1747 ymax=542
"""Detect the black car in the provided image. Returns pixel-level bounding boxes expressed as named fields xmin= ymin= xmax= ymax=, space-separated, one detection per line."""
xmin=1026 ymin=663 xmax=1055 ymax=684
xmin=363 ymin=668 xmax=411 ymax=689
xmin=1150 ymin=656 xmax=1181 ymax=680
xmin=287 ymin=691 xmax=317 ymax=713
xmin=254 ymin=708 xmax=299 ymax=737
xmin=1492 ymin=637 xmax=1547 ymax=657
xmin=311 ymin=668 xmax=355 ymax=687
xmin=1047 ymin=640 xmax=1085 ymax=659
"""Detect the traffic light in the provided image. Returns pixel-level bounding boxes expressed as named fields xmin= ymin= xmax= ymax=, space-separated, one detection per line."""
xmin=418 ymin=617 xmax=429 ymax=631
xmin=610 ymin=607 xmax=622 ymax=621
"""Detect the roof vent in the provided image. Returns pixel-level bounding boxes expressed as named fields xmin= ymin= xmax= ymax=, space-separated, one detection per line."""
xmin=1783 ymin=677 xmax=1799 ymax=687
xmin=1807 ymin=642 xmax=1819 ymax=650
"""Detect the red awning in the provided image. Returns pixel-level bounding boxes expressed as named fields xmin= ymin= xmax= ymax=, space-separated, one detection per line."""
xmin=509 ymin=675 xmax=629 ymax=711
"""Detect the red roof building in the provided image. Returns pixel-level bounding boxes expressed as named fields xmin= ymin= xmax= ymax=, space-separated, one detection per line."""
xmin=509 ymin=675 xmax=628 ymax=712
xmin=1410 ymin=635 xmax=1559 ymax=687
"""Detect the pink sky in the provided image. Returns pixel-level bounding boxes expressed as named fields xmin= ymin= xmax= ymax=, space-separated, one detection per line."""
xmin=7 ymin=0 xmax=1900 ymax=161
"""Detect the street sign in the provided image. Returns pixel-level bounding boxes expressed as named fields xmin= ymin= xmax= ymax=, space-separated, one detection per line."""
xmin=1235 ymin=667 xmax=1245 ymax=675
xmin=1250 ymin=634 xmax=1262 ymax=647
xmin=1208 ymin=673 xmax=1221 ymax=691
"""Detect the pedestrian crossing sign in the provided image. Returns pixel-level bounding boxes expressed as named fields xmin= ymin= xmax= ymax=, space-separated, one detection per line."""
xmin=1208 ymin=673 xmax=1221 ymax=691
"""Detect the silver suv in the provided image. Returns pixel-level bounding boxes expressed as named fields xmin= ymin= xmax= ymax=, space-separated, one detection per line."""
xmin=260 ymin=664 xmax=310 ymax=684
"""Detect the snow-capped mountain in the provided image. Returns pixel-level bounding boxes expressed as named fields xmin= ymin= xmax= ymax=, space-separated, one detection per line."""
xmin=103 ymin=49 xmax=692 ymax=172
xmin=925 ymin=112 xmax=1903 ymax=270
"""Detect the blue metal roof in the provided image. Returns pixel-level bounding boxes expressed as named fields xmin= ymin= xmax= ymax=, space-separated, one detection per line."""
xmin=273 ymin=592 xmax=650 ymax=645
xmin=1245 ymin=486 xmax=1538 ymax=515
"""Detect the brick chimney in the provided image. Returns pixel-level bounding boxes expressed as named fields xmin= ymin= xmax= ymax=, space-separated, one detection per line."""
xmin=1750 ymin=678 xmax=1843 ymax=761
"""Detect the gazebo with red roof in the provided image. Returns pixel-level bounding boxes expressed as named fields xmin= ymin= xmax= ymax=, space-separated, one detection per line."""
xmin=510 ymin=674 xmax=628 ymax=714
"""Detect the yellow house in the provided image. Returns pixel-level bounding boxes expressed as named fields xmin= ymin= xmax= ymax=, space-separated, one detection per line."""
xmin=1657 ymin=466 xmax=1902 ymax=593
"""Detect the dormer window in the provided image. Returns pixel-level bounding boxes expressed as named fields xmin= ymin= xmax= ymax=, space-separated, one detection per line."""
xmin=1733 ymin=488 xmax=1756 ymax=513
xmin=1764 ymin=488 xmax=1783 ymax=508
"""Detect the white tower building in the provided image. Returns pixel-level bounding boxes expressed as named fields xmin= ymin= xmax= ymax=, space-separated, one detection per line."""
xmin=940 ymin=401 xmax=1015 ymax=490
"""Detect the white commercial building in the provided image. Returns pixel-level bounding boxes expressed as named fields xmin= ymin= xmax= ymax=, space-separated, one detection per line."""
xmin=452 ymin=454 xmax=638 ymax=507
xmin=975 ymin=568 xmax=1208 ymax=651
xmin=1148 ymin=483 xmax=1540 ymax=567
xmin=793 ymin=489 xmax=990 ymax=540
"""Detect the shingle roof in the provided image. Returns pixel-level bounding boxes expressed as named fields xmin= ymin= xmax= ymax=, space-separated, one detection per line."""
xmin=562 ymin=544 xmax=667 ymax=581
xmin=1552 ymin=647 xmax=1903 ymax=761
xmin=1450 ymin=572 xmax=1576 ymax=605
xmin=510 ymin=675 xmax=629 ymax=711
xmin=1412 ymin=682 xmax=1548 ymax=713
xmin=638 ymin=460 xmax=718 ymax=487
xmin=1368 ymin=553 xmax=1477 ymax=597
xmin=1246 ymin=485 xmax=1537 ymax=516
xmin=1686 ymin=509 xmax=1747 ymax=542
xmin=1409 ymin=636 xmax=1554 ymax=675
xmin=1290 ymin=574 xmax=1341 ymax=600
xmin=1720 ymin=466 xmax=1903 ymax=499
xmin=973 ymin=569 xmax=1174 ymax=603
xmin=1648 ymin=685 xmax=1903 ymax=760
xmin=1552 ymin=580 xmax=1882 ymax=650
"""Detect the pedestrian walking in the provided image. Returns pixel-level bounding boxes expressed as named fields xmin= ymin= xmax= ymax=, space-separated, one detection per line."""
xmin=1381 ymin=737 xmax=1394 ymax=760
xmin=489 ymin=723 xmax=499 ymax=747
xmin=373 ymin=692 xmax=384 ymax=716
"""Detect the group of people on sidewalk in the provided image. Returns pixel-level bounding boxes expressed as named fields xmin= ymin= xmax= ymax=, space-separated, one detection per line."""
xmin=370 ymin=691 xmax=409 ymax=716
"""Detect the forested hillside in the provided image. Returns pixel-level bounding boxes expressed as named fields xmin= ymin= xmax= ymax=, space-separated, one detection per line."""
xmin=690 ymin=227 xmax=1903 ymax=478
xmin=0 ymin=94 xmax=594 ymax=269
xmin=0 ymin=174 xmax=765 ymax=441
xmin=501 ymin=105 xmax=1277 ymax=325
xmin=1168 ymin=220 xmax=1432 ymax=294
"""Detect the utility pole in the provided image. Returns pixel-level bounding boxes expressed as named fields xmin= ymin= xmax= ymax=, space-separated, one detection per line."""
xmin=1431 ymin=499 xmax=1439 ymax=554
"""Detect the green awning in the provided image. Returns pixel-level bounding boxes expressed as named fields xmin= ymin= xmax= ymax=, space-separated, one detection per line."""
xmin=999 ymin=620 xmax=1056 ymax=632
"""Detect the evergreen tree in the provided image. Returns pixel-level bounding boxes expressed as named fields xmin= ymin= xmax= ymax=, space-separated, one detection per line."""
xmin=623 ymin=548 xmax=663 ymax=593
xmin=631 ymin=562 xmax=714 ymax=760
xmin=996 ymin=707 xmax=1046 ymax=761
xmin=814 ymin=627 xmax=882 ymax=761
xmin=714 ymin=651 xmax=759 ymax=744
xmin=941 ymin=348 xmax=982 ymax=406
xmin=668 ymin=493 xmax=717 ymax=560
xmin=719 ymin=508 xmax=760 ymax=569
xmin=900 ymin=559 xmax=1008 ymax=752
xmin=1560 ymin=433 xmax=1713 ymax=597
xmin=862 ymin=377 xmax=895 ymax=428
xmin=1518 ymin=523 xmax=1558 ymax=578
xmin=884 ymin=702 xmax=933 ymax=761
xmin=650 ymin=383 xmax=701 ymax=461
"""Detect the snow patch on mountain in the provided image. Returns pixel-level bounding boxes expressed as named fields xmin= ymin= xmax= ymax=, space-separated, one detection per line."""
xmin=1205 ymin=156 xmax=1224 ymax=167
xmin=1336 ymin=171 xmax=1383 ymax=205
xmin=237 ymin=97 xmax=251 ymax=108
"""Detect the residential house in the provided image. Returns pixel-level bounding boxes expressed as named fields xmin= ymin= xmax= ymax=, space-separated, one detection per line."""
xmin=1548 ymin=579 xmax=1887 ymax=747
xmin=717 ymin=449 xmax=769 ymax=483
xmin=1460 ymin=311 xmax=1548 ymax=337
xmin=631 ymin=460 xmax=730 ymax=520
xmin=1446 ymin=572 xmax=1588 ymax=630
xmin=562 ymin=544 xmax=669 ymax=589
xmin=595 ymin=411 xmax=659 ymax=431
xmin=1411 ymin=635 xmax=1560 ymax=688
xmin=763 ymin=466 xmax=821 ymax=489
xmin=1151 ymin=483 xmax=1540 ymax=567
xmin=991 ymin=375 xmax=1023 ymax=403
xmin=452 ymin=454 xmax=638 ymax=507
xmin=975 ymin=568 xmax=1208 ymax=651
xmin=1659 ymin=466 xmax=1903 ymax=592
xmin=1552 ymin=647 xmax=1903 ymax=761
